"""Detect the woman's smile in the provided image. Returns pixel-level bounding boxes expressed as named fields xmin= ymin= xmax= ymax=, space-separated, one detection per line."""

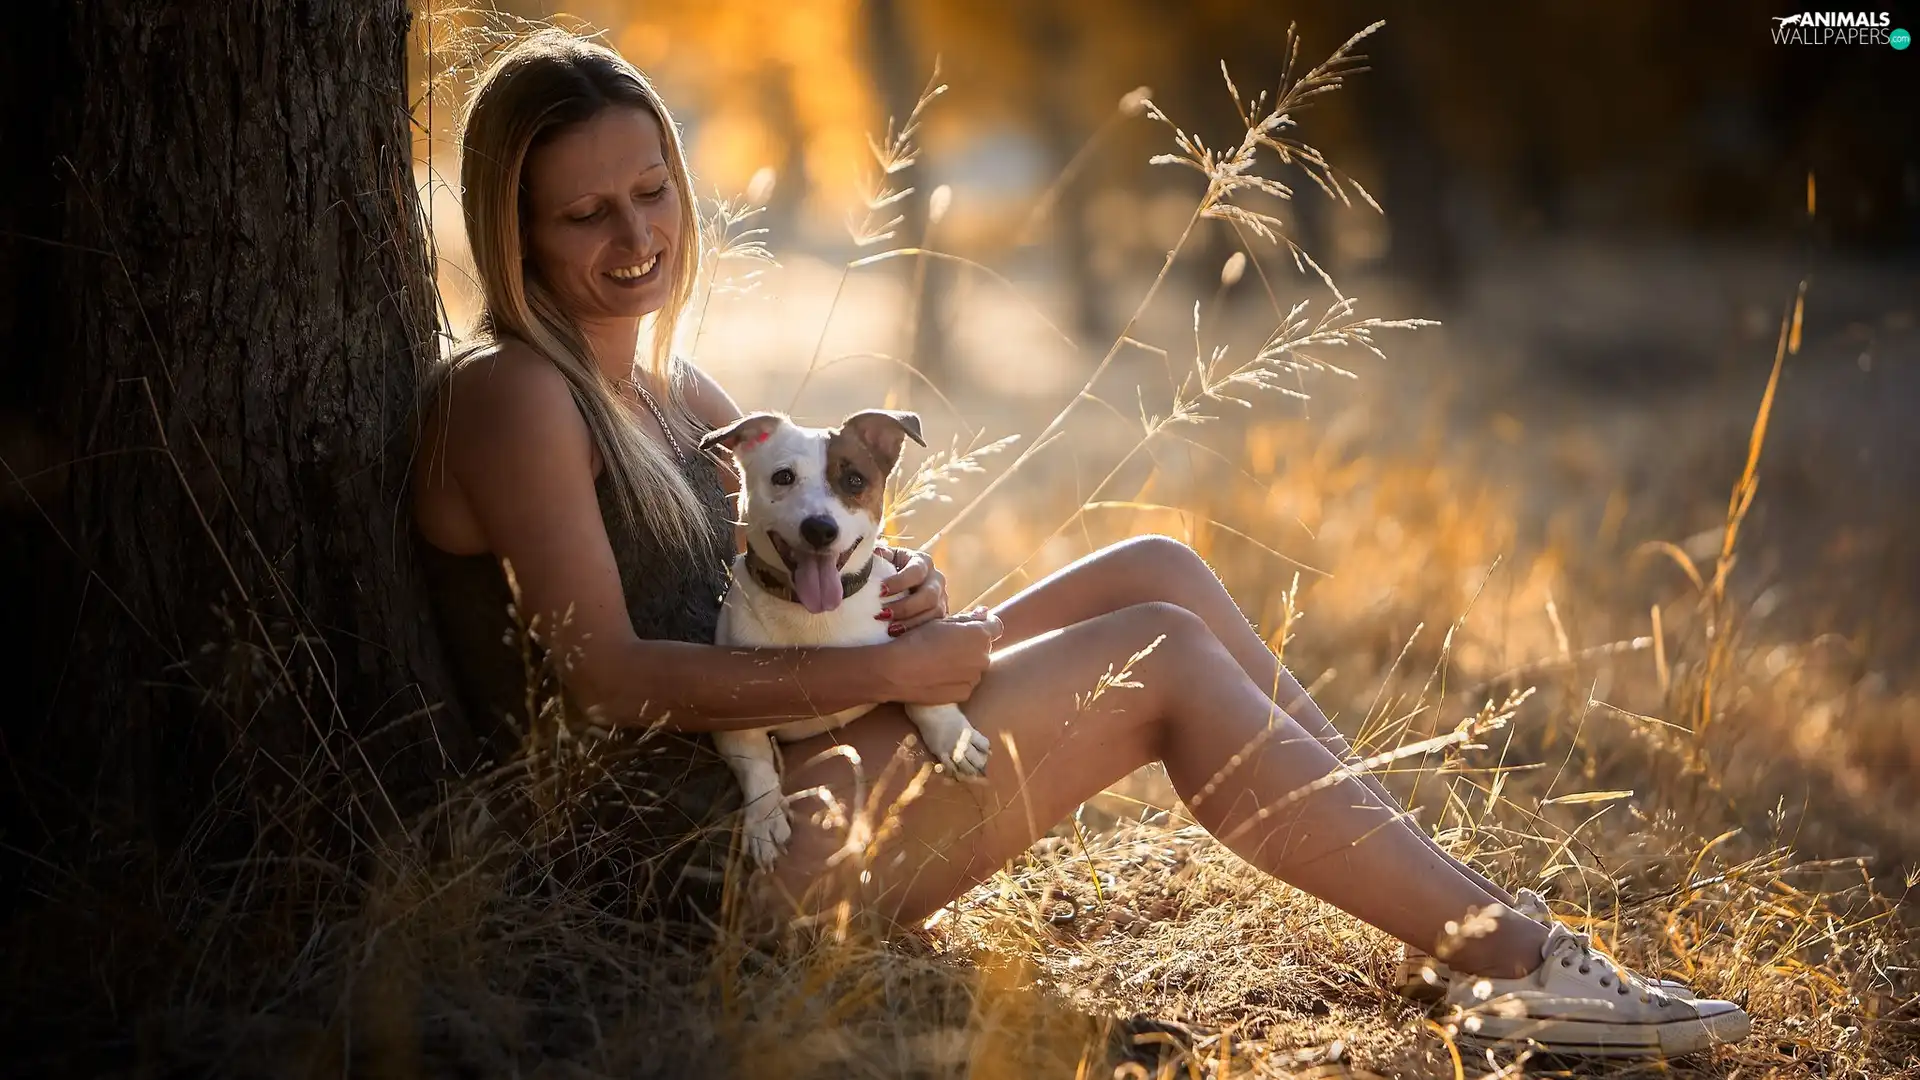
xmin=605 ymin=252 xmax=661 ymax=285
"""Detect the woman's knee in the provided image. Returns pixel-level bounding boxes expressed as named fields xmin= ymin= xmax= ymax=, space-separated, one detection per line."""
xmin=1106 ymin=599 xmax=1236 ymax=676
xmin=1098 ymin=534 xmax=1215 ymax=600
xmin=1087 ymin=602 xmax=1238 ymax=762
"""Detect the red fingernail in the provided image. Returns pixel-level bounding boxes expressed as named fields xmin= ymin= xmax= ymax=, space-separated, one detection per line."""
xmin=875 ymin=609 xmax=892 ymax=621
xmin=888 ymin=625 xmax=903 ymax=636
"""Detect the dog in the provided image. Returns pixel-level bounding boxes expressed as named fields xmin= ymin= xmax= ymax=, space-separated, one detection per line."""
xmin=699 ymin=409 xmax=991 ymax=868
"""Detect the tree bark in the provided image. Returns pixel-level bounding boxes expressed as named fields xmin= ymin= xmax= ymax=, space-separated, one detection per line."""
xmin=1 ymin=0 xmax=466 ymax=871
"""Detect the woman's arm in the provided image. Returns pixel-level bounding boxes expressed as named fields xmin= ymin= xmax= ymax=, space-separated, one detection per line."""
xmin=576 ymin=637 xmax=922 ymax=731
xmin=436 ymin=348 xmax=947 ymax=732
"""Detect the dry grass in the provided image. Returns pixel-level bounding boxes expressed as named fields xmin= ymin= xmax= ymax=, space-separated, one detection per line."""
xmin=6 ymin=11 xmax=1916 ymax=1080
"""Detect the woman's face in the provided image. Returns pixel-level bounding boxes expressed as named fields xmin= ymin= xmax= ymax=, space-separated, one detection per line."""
xmin=521 ymin=105 xmax=682 ymax=325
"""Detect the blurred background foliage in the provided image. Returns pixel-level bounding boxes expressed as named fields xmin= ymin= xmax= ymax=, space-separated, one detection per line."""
xmin=410 ymin=0 xmax=1916 ymax=669
xmin=416 ymin=0 xmax=1916 ymax=267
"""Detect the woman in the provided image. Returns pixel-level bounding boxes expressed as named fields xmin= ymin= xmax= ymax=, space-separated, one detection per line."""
xmin=411 ymin=29 xmax=1747 ymax=1059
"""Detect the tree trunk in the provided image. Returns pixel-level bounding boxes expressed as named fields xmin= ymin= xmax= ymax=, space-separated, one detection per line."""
xmin=1349 ymin=2 xmax=1461 ymax=305
xmin=862 ymin=0 xmax=951 ymax=393
xmin=1 ymin=0 xmax=466 ymax=872
xmin=1022 ymin=1 xmax=1107 ymax=345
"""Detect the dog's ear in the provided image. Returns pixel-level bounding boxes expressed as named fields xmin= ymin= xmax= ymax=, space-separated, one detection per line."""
xmin=839 ymin=410 xmax=925 ymax=474
xmin=699 ymin=412 xmax=785 ymax=455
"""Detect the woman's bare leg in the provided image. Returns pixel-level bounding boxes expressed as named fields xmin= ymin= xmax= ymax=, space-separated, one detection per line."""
xmin=767 ymin=601 xmax=1546 ymax=978
xmin=988 ymin=535 xmax=1518 ymax=907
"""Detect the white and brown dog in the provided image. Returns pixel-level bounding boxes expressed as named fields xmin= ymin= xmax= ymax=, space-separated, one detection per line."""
xmin=700 ymin=409 xmax=991 ymax=867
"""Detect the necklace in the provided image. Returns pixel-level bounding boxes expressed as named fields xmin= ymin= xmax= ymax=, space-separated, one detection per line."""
xmin=626 ymin=377 xmax=685 ymax=465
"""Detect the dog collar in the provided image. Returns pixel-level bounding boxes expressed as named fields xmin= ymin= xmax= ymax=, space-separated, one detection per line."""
xmin=744 ymin=547 xmax=879 ymax=606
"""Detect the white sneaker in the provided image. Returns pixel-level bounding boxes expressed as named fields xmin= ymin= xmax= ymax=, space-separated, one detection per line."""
xmin=1443 ymin=923 xmax=1749 ymax=1059
xmin=1393 ymin=889 xmax=1695 ymax=1002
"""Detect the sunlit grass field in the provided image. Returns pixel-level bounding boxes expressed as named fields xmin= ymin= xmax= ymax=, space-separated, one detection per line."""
xmin=12 ymin=14 xmax=1911 ymax=1080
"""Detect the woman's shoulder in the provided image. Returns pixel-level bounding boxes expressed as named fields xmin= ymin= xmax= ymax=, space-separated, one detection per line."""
xmin=449 ymin=337 xmax=572 ymax=395
xmin=434 ymin=340 xmax=593 ymax=464
xmin=414 ymin=340 xmax=595 ymax=552
xmin=443 ymin=340 xmax=584 ymax=419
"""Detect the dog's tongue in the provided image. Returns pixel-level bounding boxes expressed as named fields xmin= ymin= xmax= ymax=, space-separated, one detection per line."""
xmin=792 ymin=551 xmax=842 ymax=614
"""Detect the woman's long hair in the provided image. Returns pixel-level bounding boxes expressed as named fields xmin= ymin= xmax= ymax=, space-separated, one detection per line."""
xmin=439 ymin=28 xmax=710 ymax=553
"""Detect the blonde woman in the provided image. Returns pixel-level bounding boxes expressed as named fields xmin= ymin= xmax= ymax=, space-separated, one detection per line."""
xmin=411 ymin=29 xmax=1746 ymax=1059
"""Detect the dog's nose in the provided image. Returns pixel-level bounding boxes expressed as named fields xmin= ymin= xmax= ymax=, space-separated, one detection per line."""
xmin=799 ymin=515 xmax=839 ymax=549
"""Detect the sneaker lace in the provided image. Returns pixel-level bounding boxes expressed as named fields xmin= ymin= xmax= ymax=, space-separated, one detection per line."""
xmin=1539 ymin=925 xmax=1674 ymax=1006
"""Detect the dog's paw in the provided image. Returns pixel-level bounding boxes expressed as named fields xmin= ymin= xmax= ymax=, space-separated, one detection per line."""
xmin=908 ymin=704 xmax=991 ymax=782
xmin=741 ymin=802 xmax=792 ymax=869
xmin=945 ymin=723 xmax=991 ymax=779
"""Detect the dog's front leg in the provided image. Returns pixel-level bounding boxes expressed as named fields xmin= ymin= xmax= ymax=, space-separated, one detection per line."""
xmin=904 ymin=704 xmax=991 ymax=779
xmin=713 ymin=728 xmax=790 ymax=868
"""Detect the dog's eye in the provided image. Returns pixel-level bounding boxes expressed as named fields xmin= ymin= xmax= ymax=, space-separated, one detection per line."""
xmin=771 ymin=468 xmax=795 ymax=486
xmin=844 ymin=472 xmax=866 ymax=493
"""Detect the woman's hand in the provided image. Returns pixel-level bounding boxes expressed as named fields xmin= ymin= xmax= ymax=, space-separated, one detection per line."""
xmin=875 ymin=543 xmax=949 ymax=635
xmin=880 ymin=608 xmax=1002 ymax=704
